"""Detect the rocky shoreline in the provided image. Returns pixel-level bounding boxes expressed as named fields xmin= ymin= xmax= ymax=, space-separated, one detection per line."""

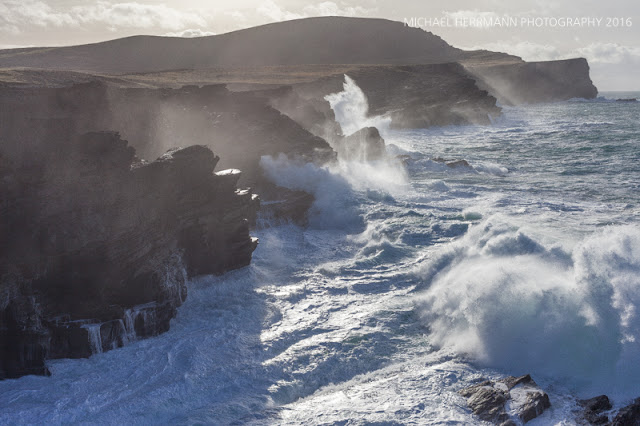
xmin=0 ymin=16 xmax=600 ymax=384
xmin=460 ymin=374 xmax=640 ymax=425
xmin=0 ymin=126 xmax=259 ymax=378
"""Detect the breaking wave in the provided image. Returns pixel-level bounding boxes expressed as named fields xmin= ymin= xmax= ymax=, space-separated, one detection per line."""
xmin=415 ymin=217 xmax=640 ymax=399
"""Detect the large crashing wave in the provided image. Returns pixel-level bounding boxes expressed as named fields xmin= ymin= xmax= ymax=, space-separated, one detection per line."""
xmin=324 ymin=75 xmax=391 ymax=136
xmin=415 ymin=217 xmax=640 ymax=399
xmin=261 ymin=75 xmax=407 ymax=229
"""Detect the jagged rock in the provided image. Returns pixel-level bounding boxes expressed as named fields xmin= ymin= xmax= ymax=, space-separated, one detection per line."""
xmin=460 ymin=374 xmax=551 ymax=425
xmin=257 ymin=182 xmax=315 ymax=227
xmin=460 ymin=380 xmax=511 ymax=424
xmin=334 ymin=127 xmax=386 ymax=162
xmin=0 ymin=127 xmax=259 ymax=379
xmin=612 ymin=398 xmax=640 ymax=426
xmin=577 ymin=395 xmax=612 ymax=425
xmin=0 ymin=82 xmax=337 ymax=190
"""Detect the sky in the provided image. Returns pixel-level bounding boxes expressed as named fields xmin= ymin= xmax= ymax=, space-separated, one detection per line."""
xmin=0 ymin=0 xmax=638 ymax=90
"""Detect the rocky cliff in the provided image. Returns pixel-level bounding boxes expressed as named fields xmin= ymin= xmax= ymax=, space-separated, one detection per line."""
xmin=0 ymin=17 xmax=597 ymax=105
xmin=0 ymin=120 xmax=259 ymax=379
xmin=0 ymin=81 xmax=335 ymax=188
xmin=464 ymin=58 xmax=598 ymax=105
xmin=289 ymin=64 xmax=502 ymax=133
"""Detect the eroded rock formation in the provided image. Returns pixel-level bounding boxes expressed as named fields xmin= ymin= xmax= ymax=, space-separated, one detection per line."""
xmin=0 ymin=126 xmax=259 ymax=379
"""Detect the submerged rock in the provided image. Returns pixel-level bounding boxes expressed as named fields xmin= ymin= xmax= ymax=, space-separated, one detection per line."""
xmin=460 ymin=374 xmax=551 ymax=425
xmin=433 ymin=157 xmax=472 ymax=169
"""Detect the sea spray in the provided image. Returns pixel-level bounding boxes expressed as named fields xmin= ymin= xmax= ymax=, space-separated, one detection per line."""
xmin=260 ymin=76 xmax=408 ymax=227
xmin=260 ymin=154 xmax=364 ymax=230
xmin=414 ymin=217 xmax=640 ymax=399
xmin=324 ymin=75 xmax=391 ymax=136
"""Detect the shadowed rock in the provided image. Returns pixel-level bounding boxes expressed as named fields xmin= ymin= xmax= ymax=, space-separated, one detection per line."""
xmin=578 ymin=395 xmax=612 ymax=425
xmin=0 ymin=129 xmax=259 ymax=379
xmin=335 ymin=127 xmax=386 ymax=162
xmin=612 ymin=398 xmax=640 ymax=426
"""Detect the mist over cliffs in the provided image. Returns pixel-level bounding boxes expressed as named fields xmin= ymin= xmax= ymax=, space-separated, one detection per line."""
xmin=0 ymin=16 xmax=600 ymax=380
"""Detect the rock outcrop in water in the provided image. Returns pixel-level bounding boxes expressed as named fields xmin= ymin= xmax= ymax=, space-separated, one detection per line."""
xmin=333 ymin=127 xmax=386 ymax=162
xmin=0 ymin=124 xmax=259 ymax=379
xmin=611 ymin=398 xmax=640 ymax=425
xmin=578 ymin=395 xmax=612 ymax=425
xmin=459 ymin=374 xmax=551 ymax=424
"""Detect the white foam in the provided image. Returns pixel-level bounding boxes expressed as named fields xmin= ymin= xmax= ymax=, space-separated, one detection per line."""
xmin=324 ymin=75 xmax=391 ymax=136
xmin=415 ymin=218 xmax=640 ymax=400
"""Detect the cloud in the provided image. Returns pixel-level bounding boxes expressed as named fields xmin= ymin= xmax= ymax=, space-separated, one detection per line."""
xmin=0 ymin=1 xmax=76 ymax=32
xmin=257 ymin=0 xmax=374 ymax=23
xmin=443 ymin=10 xmax=506 ymax=28
xmin=257 ymin=0 xmax=303 ymax=22
xmin=575 ymin=43 xmax=640 ymax=65
xmin=303 ymin=2 xmax=374 ymax=17
xmin=164 ymin=29 xmax=216 ymax=38
xmin=0 ymin=0 xmax=207 ymax=34
xmin=70 ymin=2 xmax=206 ymax=30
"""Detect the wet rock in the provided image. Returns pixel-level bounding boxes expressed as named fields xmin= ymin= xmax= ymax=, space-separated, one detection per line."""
xmin=433 ymin=157 xmax=472 ymax=169
xmin=334 ymin=126 xmax=386 ymax=162
xmin=460 ymin=380 xmax=511 ymax=424
xmin=0 ymin=128 xmax=259 ymax=379
xmin=612 ymin=398 xmax=640 ymax=426
xmin=460 ymin=374 xmax=551 ymax=425
xmin=257 ymin=182 xmax=315 ymax=227
xmin=578 ymin=395 xmax=612 ymax=425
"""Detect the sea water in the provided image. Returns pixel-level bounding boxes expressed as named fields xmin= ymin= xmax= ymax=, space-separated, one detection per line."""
xmin=1 ymin=87 xmax=639 ymax=424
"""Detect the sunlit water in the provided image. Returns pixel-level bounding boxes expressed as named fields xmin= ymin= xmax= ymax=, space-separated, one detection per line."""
xmin=1 ymin=92 xmax=639 ymax=425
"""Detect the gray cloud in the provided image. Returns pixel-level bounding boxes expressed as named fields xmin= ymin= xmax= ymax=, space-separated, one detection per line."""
xmin=0 ymin=0 xmax=207 ymax=34
xmin=256 ymin=0 xmax=375 ymax=23
xmin=164 ymin=28 xmax=216 ymax=38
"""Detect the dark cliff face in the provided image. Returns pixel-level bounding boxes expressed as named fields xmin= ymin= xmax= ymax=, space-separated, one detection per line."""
xmin=0 ymin=79 xmax=342 ymax=379
xmin=465 ymin=58 xmax=598 ymax=105
xmin=0 ymin=123 xmax=259 ymax=379
xmin=0 ymin=82 xmax=335 ymax=188
xmin=105 ymin=84 xmax=336 ymax=187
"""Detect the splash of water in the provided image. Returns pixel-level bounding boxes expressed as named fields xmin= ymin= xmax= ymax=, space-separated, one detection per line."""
xmin=324 ymin=75 xmax=391 ymax=136
xmin=415 ymin=217 xmax=640 ymax=399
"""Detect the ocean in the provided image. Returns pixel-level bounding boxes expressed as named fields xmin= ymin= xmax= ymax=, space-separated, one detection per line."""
xmin=1 ymin=84 xmax=639 ymax=424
